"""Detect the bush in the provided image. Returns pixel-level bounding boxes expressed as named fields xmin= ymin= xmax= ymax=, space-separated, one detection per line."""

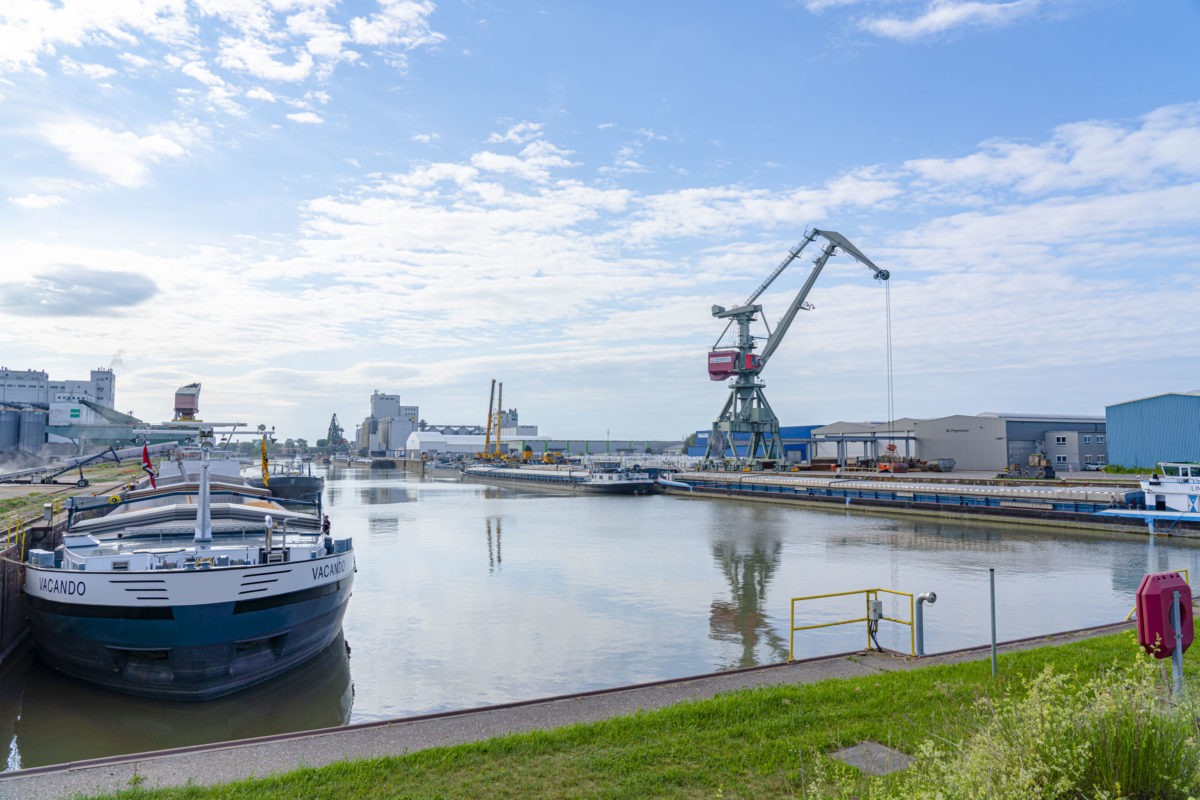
xmin=890 ymin=656 xmax=1200 ymax=800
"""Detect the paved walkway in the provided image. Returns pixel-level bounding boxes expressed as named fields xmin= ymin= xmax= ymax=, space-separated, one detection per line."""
xmin=0 ymin=621 xmax=1132 ymax=800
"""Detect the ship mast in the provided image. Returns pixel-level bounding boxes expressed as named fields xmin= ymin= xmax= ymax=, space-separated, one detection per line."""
xmin=194 ymin=426 xmax=214 ymax=547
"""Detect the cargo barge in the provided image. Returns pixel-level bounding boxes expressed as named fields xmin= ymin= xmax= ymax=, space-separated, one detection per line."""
xmin=461 ymin=464 xmax=654 ymax=495
xmin=661 ymin=471 xmax=1200 ymax=535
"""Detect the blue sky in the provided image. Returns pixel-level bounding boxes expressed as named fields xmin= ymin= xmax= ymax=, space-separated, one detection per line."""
xmin=1 ymin=0 xmax=1198 ymax=441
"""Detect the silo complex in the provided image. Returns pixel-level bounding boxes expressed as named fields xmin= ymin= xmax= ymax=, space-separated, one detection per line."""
xmin=18 ymin=408 xmax=46 ymax=453
xmin=0 ymin=409 xmax=18 ymax=450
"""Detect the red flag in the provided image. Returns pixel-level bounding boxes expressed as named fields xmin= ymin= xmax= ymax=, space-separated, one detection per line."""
xmin=142 ymin=444 xmax=157 ymax=489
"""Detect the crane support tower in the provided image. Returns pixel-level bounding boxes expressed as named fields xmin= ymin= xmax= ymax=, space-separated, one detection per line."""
xmin=703 ymin=229 xmax=890 ymax=469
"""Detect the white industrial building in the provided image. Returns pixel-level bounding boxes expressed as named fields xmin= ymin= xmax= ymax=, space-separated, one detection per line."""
xmin=356 ymin=391 xmax=419 ymax=455
xmin=0 ymin=367 xmax=116 ymax=453
xmin=406 ymin=432 xmax=490 ymax=456
xmin=809 ymin=412 xmax=1106 ymax=472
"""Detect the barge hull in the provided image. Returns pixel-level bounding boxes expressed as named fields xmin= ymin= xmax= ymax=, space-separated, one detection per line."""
xmin=27 ymin=580 xmax=352 ymax=701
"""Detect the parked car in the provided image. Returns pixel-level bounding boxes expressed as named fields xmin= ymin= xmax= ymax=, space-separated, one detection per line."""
xmin=1084 ymin=463 xmax=1107 ymax=471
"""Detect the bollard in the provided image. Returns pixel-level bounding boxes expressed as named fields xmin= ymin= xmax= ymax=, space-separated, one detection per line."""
xmin=915 ymin=592 xmax=937 ymax=656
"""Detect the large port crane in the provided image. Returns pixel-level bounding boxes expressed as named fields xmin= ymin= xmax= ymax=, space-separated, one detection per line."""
xmin=704 ymin=229 xmax=890 ymax=468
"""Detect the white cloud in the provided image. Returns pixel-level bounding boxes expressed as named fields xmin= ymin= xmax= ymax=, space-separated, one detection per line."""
xmin=218 ymin=36 xmax=315 ymax=81
xmin=0 ymin=1 xmax=194 ymax=73
xmin=118 ymin=53 xmax=151 ymax=69
xmin=60 ymin=56 xmax=117 ymax=80
xmin=411 ymin=132 xmax=440 ymax=143
xmin=245 ymin=86 xmax=277 ymax=101
xmin=487 ymin=121 xmax=543 ymax=145
xmin=350 ymin=0 xmax=445 ymax=49
xmin=8 ymin=193 xmax=66 ymax=208
xmin=286 ymin=111 xmax=324 ymax=124
xmin=38 ymin=120 xmax=198 ymax=187
xmin=862 ymin=0 xmax=1039 ymax=41
xmin=181 ymin=60 xmax=225 ymax=86
xmin=903 ymin=102 xmax=1200 ymax=195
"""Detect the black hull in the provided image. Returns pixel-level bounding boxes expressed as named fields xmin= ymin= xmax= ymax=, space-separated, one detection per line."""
xmin=27 ymin=581 xmax=352 ymax=702
xmin=253 ymin=475 xmax=325 ymax=501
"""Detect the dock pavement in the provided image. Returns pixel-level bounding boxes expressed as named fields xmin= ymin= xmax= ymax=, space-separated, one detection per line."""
xmin=0 ymin=620 xmax=1134 ymax=800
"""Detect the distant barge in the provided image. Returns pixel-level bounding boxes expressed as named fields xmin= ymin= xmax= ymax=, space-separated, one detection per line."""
xmin=461 ymin=465 xmax=654 ymax=495
xmin=662 ymin=471 xmax=1200 ymax=536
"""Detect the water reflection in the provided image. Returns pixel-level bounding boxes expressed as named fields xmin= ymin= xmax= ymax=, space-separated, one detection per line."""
xmin=2 ymin=635 xmax=353 ymax=770
xmin=709 ymin=527 xmax=788 ymax=668
xmin=360 ymin=486 xmax=417 ymax=505
xmin=368 ymin=515 xmax=400 ymax=535
xmin=486 ymin=517 xmax=503 ymax=573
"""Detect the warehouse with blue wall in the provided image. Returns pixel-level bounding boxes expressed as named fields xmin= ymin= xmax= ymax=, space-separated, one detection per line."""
xmin=1106 ymin=392 xmax=1200 ymax=468
xmin=689 ymin=425 xmax=820 ymax=460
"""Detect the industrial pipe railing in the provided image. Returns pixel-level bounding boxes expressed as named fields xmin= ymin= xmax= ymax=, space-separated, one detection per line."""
xmin=790 ymin=587 xmax=935 ymax=659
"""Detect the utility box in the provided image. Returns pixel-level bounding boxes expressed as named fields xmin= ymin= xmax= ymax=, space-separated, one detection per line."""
xmin=1136 ymin=572 xmax=1193 ymax=659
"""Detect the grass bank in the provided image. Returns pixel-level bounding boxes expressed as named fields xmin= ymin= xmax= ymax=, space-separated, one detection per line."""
xmin=87 ymin=627 xmax=1196 ymax=800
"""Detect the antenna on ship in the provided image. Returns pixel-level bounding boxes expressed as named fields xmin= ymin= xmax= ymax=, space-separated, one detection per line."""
xmin=194 ymin=426 xmax=214 ymax=547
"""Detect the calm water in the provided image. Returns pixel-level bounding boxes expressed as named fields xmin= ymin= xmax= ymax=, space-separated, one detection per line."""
xmin=3 ymin=466 xmax=1196 ymax=769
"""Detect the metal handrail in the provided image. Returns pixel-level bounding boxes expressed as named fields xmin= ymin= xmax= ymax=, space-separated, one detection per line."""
xmin=1126 ymin=568 xmax=1190 ymax=620
xmin=5 ymin=515 xmax=26 ymax=555
xmin=790 ymin=587 xmax=916 ymax=659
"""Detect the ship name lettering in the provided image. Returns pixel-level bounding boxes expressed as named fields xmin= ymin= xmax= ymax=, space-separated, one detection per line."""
xmin=39 ymin=576 xmax=86 ymax=597
xmin=312 ymin=560 xmax=345 ymax=580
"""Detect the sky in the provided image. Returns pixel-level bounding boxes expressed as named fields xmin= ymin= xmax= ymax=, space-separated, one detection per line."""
xmin=1 ymin=0 xmax=1198 ymax=442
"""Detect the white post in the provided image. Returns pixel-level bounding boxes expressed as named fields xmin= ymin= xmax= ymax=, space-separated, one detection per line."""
xmin=193 ymin=427 xmax=214 ymax=547
xmin=990 ymin=568 xmax=998 ymax=677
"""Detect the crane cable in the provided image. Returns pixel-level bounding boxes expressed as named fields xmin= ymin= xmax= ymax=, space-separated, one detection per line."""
xmin=885 ymin=278 xmax=895 ymax=449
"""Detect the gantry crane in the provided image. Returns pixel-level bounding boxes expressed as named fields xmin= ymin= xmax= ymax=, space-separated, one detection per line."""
xmin=703 ymin=229 xmax=890 ymax=468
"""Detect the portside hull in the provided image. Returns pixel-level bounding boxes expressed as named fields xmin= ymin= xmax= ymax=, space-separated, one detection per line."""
xmin=27 ymin=576 xmax=353 ymax=701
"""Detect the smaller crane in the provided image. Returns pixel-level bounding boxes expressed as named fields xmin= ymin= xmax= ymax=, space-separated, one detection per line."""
xmin=326 ymin=413 xmax=345 ymax=453
xmin=704 ymin=229 xmax=890 ymax=468
xmin=478 ymin=379 xmax=504 ymax=461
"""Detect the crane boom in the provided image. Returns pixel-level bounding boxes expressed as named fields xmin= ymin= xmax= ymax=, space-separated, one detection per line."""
xmin=742 ymin=231 xmax=817 ymax=307
xmin=759 ymin=231 xmax=889 ymax=366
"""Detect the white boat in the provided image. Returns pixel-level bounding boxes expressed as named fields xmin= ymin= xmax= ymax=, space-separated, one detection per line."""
xmin=1098 ymin=462 xmax=1200 ymax=533
xmin=24 ymin=427 xmax=354 ymax=701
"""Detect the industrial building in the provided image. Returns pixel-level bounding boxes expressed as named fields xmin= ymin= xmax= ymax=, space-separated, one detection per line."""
xmin=0 ymin=367 xmax=116 ymax=454
xmin=355 ymin=392 xmax=419 ymax=456
xmin=1106 ymin=391 xmax=1200 ymax=469
xmin=908 ymin=413 xmax=1106 ymax=472
xmin=690 ymin=413 xmax=1107 ymax=472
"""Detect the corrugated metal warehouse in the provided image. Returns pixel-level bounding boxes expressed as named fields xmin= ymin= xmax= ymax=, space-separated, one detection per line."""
xmin=1106 ymin=391 xmax=1200 ymax=468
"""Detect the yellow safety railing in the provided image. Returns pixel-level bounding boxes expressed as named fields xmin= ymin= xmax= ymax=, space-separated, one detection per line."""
xmin=790 ymin=588 xmax=916 ymax=659
xmin=5 ymin=516 xmax=26 ymax=556
xmin=1126 ymin=569 xmax=1190 ymax=621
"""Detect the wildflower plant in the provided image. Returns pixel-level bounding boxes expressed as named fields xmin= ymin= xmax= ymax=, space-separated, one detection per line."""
xmin=890 ymin=649 xmax=1200 ymax=800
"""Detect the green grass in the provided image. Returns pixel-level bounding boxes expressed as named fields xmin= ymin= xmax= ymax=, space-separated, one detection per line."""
xmin=82 ymin=629 xmax=1193 ymax=800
